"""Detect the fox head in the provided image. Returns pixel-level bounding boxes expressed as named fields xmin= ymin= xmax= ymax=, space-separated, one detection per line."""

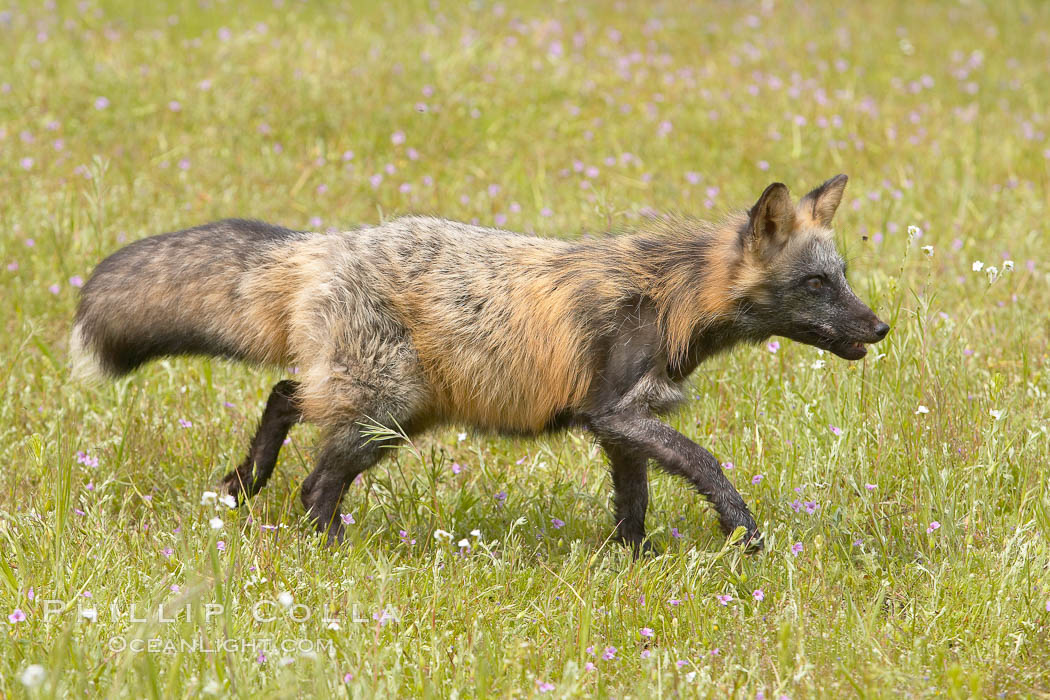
xmin=736 ymin=175 xmax=889 ymax=360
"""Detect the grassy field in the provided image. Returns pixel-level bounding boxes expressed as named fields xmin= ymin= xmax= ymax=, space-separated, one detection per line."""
xmin=3 ymin=0 xmax=1050 ymax=696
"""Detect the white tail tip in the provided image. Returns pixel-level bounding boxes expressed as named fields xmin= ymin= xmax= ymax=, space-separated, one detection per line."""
xmin=69 ymin=323 xmax=106 ymax=382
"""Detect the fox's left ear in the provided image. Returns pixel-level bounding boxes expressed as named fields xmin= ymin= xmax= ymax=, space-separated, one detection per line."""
xmin=797 ymin=174 xmax=848 ymax=227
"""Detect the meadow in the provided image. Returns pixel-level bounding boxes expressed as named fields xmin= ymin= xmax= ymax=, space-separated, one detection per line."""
xmin=2 ymin=0 xmax=1050 ymax=696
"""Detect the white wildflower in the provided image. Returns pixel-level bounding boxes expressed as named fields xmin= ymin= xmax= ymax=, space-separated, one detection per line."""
xmin=989 ymin=409 xmax=1003 ymax=420
xmin=218 ymin=494 xmax=237 ymax=509
xmin=200 ymin=491 xmax=218 ymax=505
xmin=277 ymin=592 xmax=293 ymax=608
xmin=915 ymin=405 xmax=929 ymax=414
xmin=20 ymin=665 xmax=46 ymax=688
xmin=209 ymin=517 xmax=224 ymax=530
xmin=972 ymin=260 xmax=984 ymax=272
xmin=921 ymin=245 xmax=934 ymax=257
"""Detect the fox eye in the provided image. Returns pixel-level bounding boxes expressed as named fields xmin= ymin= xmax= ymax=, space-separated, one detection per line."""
xmin=805 ymin=276 xmax=825 ymax=291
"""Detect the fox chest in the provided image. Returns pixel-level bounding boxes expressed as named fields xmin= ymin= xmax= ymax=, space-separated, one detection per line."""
xmin=619 ymin=371 xmax=688 ymax=415
xmin=588 ymin=311 xmax=688 ymax=416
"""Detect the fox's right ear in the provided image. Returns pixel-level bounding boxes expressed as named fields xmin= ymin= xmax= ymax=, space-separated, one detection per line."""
xmin=743 ymin=182 xmax=795 ymax=253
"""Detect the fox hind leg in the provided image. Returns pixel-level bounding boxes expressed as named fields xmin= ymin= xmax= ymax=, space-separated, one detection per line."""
xmin=222 ymin=379 xmax=301 ymax=503
xmin=299 ymin=418 xmax=406 ymax=545
xmin=290 ymin=294 xmax=427 ymax=544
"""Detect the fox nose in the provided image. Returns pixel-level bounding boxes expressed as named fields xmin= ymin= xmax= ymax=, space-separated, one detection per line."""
xmin=873 ymin=322 xmax=890 ymax=340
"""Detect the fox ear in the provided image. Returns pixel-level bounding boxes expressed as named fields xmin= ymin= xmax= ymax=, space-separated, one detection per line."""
xmin=798 ymin=174 xmax=848 ymax=227
xmin=744 ymin=182 xmax=795 ymax=252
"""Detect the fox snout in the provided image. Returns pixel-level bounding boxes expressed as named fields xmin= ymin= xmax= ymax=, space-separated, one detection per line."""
xmin=853 ymin=303 xmax=890 ymax=344
xmin=833 ymin=305 xmax=889 ymax=360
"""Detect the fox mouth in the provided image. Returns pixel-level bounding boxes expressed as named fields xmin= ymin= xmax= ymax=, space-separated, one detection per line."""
xmin=797 ymin=330 xmax=883 ymax=361
xmin=831 ymin=339 xmax=869 ymax=360
xmin=823 ymin=327 xmax=889 ymax=360
xmin=780 ymin=320 xmax=889 ymax=362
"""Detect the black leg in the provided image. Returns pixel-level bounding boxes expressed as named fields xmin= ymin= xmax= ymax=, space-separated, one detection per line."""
xmin=590 ymin=411 xmax=761 ymax=550
xmin=601 ymin=441 xmax=653 ymax=556
xmin=299 ymin=424 xmax=401 ymax=545
xmin=222 ymin=380 xmax=301 ymax=502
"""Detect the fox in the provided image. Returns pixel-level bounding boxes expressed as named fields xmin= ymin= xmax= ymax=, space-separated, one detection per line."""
xmin=71 ymin=174 xmax=888 ymax=553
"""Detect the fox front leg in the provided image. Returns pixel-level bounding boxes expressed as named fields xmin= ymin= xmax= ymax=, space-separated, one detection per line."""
xmin=589 ymin=411 xmax=762 ymax=551
xmin=600 ymin=441 xmax=657 ymax=557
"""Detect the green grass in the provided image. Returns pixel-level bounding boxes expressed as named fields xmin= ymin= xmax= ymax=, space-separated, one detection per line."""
xmin=3 ymin=0 xmax=1050 ymax=696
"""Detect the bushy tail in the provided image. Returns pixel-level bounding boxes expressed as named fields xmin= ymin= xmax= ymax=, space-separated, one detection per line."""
xmin=71 ymin=219 xmax=307 ymax=380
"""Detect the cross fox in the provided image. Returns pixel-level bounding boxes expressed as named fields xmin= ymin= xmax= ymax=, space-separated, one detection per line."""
xmin=71 ymin=175 xmax=889 ymax=553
